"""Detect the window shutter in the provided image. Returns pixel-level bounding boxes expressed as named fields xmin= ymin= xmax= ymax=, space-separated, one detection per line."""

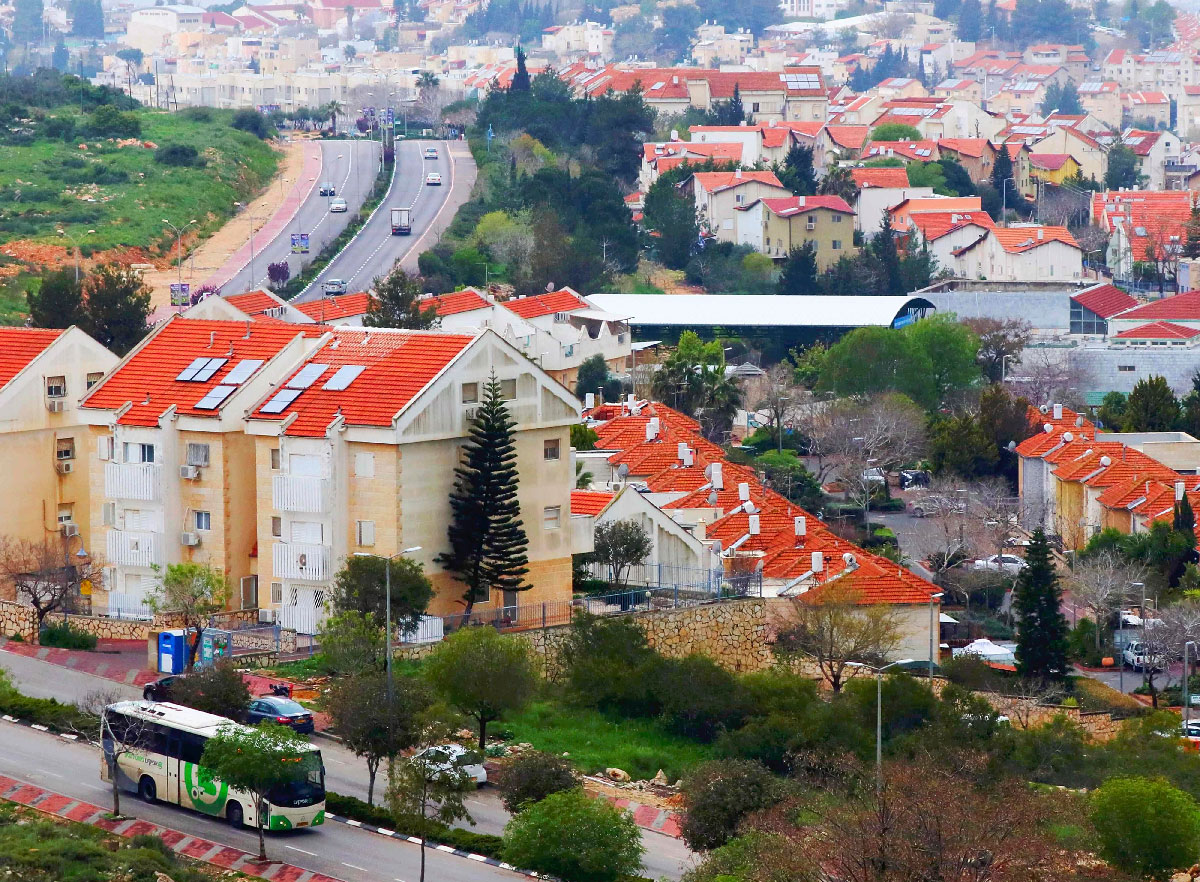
xmin=101 ymin=502 xmax=116 ymax=526
xmin=356 ymin=520 xmax=375 ymax=547
xmin=97 ymin=436 xmax=112 ymax=460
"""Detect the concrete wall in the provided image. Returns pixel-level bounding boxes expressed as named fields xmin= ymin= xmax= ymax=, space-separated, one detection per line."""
xmin=1071 ymin=345 xmax=1200 ymax=396
xmin=919 ymin=289 xmax=1071 ymax=331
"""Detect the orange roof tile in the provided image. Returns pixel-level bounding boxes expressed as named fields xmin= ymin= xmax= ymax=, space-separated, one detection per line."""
xmin=505 ymin=289 xmax=589 ymax=319
xmin=1114 ymin=291 xmax=1200 ymax=323
xmin=1071 ymin=284 xmax=1138 ymax=319
xmin=570 ymin=489 xmax=614 ymax=516
xmin=295 ymin=292 xmax=376 ymax=322
xmin=0 ymin=328 xmax=66 ymax=391
xmin=425 ymin=289 xmax=490 ymax=316
xmin=825 ymin=125 xmax=871 ymax=149
xmin=990 ymin=226 xmax=1079 ymax=252
xmin=908 ymin=210 xmax=996 ymax=240
xmin=1114 ymin=321 xmax=1200 ymax=340
xmin=851 ymin=167 xmax=910 ymax=188
xmin=691 ymin=170 xmax=784 ymax=192
xmin=223 ymin=289 xmax=286 ymax=317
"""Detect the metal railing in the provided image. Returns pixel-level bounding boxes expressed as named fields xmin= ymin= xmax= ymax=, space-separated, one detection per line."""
xmin=101 ymin=592 xmax=153 ymax=621
xmin=585 ymin=561 xmax=754 ymax=595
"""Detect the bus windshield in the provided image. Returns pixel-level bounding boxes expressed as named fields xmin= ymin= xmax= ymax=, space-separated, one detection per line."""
xmin=269 ymin=751 xmax=325 ymax=808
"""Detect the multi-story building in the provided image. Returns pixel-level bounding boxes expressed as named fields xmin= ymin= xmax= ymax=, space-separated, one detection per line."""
xmin=79 ymin=318 xmax=321 ymax=619
xmin=0 ymin=328 xmax=118 ymax=595
xmin=244 ymin=326 xmax=582 ymax=629
xmin=540 ymin=21 xmax=615 ymax=62
xmin=688 ymin=169 xmax=790 ymax=240
xmin=734 ymin=195 xmax=857 ymax=269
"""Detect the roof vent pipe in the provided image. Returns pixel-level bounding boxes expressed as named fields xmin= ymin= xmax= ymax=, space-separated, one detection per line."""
xmin=748 ymin=514 xmax=760 ymax=535
xmin=812 ymin=551 xmax=824 ymax=571
xmin=738 ymin=482 xmax=750 ymax=501
xmin=795 ymin=516 xmax=806 ymax=537
xmin=1053 ymin=403 xmax=1063 ymax=420
xmin=712 ymin=462 xmax=724 ymax=490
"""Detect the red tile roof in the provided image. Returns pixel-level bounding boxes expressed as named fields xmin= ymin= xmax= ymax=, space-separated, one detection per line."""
xmin=504 ymin=289 xmax=589 ymax=320
xmin=0 ymin=328 xmax=66 ymax=391
xmin=757 ymin=195 xmax=854 ymax=217
xmin=570 ymin=490 xmax=614 ymax=516
xmin=1114 ymin=291 xmax=1200 ymax=322
xmin=907 ymin=210 xmax=995 ymax=240
xmin=1114 ymin=320 xmax=1200 ymax=340
xmin=1071 ymin=284 xmax=1138 ymax=319
xmin=691 ymin=170 xmax=784 ymax=192
xmin=861 ymin=140 xmax=939 ymax=162
xmin=295 ymin=292 xmax=375 ymax=322
xmin=223 ymin=289 xmax=286 ymax=317
xmin=937 ymin=138 xmax=990 ymax=158
xmin=990 ymin=226 xmax=1079 ymax=252
xmin=1029 ymin=153 xmax=1075 ymax=171
xmin=825 ymin=125 xmax=870 ymax=150
xmin=82 ymin=318 xmax=312 ymax=427
xmin=851 ymin=167 xmax=910 ymax=188
xmin=248 ymin=328 xmax=477 ymax=437
xmin=425 ymin=289 xmax=490 ymax=316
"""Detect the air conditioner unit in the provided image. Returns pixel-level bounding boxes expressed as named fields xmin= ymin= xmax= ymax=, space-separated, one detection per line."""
xmin=46 ymin=399 xmax=65 ymax=414
xmin=55 ymin=460 xmax=74 ymax=475
xmin=60 ymin=523 xmax=79 ymax=538
xmin=806 ymin=221 xmax=816 ymax=230
xmin=258 ymin=608 xmax=278 ymax=624
xmin=464 ymin=407 xmax=480 ymax=421
xmin=179 ymin=465 xmax=201 ymax=480
xmin=553 ymin=312 xmax=569 ymax=322
xmin=180 ymin=531 xmax=201 ymax=547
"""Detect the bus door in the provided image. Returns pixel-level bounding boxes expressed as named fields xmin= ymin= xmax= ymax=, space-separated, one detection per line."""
xmin=165 ymin=730 xmax=183 ymax=804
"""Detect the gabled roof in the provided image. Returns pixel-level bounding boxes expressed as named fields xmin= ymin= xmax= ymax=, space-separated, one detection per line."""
xmin=907 ymin=210 xmax=995 ymax=240
xmin=570 ymin=489 xmax=614 ymax=516
xmin=1121 ymin=128 xmax=1164 ymax=156
xmin=248 ymin=328 xmax=477 ymax=437
xmin=861 ymin=140 xmax=938 ymax=162
xmin=1029 ymin=153 xmax=1075 ymax=171
xmin=990 ymin=225 xmax=1079 ymax=252
xmin=851 ymin=166 xmax=910 ymax=188
xmin=756 ymin=195 xmax=854 ymax=217
xmin=937 ymin=138 xmax=990 ymax=158
xmin=0 ymin=328 xmax=66 ymax=392
xmin=1114 ymin=292 xmax=1200 ymax=322
xmin=1114 ymin=321 xmax=1200 ymax=340
xmin=295 ymin=292 xmax=376 ymax=322
xmin=223 ymin=289 xmax=288 ymax=317
xmin=505 ymin=288 xmax=590 ymax=320
xmin=691 ymin=170 xmax=784 ymax=193
xmin=425 ymin=289 xmax=491 ymax=316
xmin=82 ymin=318 xmax=313 ymax=427
xmin=824 ymin=125 xmax=870 ymax=149
xmin=1071 ymin=284 xmax=1138 ymax=319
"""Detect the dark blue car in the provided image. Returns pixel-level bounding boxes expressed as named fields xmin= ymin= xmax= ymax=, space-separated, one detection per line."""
xmin=245 ymin=696 xmax=314 ymax=734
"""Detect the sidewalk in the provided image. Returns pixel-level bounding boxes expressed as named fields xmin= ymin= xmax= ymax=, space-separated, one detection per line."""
xmin=597 ymin=793 xmax=681 ymax=838
xmin=0 ymin=773 xmax=346 ymax=882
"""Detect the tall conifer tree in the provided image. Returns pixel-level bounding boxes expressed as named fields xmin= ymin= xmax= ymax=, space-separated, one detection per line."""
xmin=1013 ymin=529 xmax=1069 ymax=684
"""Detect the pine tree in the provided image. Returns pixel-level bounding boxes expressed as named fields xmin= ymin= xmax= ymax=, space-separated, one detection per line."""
xmin=1013 ymin=529 xmax=1070 ymax=684
xmin=437 ymin=373 xmax=529 ymax=618
xmin=511 ymin=45 xmax=531 ymax=92
xmin=991 ymin=143 xmax=1015 ymax=218
xmin=363 ymin=266 xmax=439 ymax=329
xmin=778 ymin=144 xmax=817 ymax=196
xmin=26 ymin=269 xmax=84 ymax=328
xmin=1184 ymin=204 xmax=1200 ymax=259
xmin=777 ymin=243 xmax=820 ymax=295
xmin=1175 ymin=495 xmax=1195 ymax=537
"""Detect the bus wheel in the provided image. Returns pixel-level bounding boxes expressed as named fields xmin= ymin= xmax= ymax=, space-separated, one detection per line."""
xmin=138 ymin=777 xmax=156 ymax=802
xmin=227 ymin=802 xmax=244 ymax=829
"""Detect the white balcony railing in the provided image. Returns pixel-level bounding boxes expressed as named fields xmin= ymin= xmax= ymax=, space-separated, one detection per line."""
xmin=104 ymin=463 xmax=162 ymax=502
xmin=272 ymin=474 xmax=329 ymax=513
xmin=272 ymin=542 xmax=330 ymax=581
xmin=106 ymin=529 xmax=162 ymax=568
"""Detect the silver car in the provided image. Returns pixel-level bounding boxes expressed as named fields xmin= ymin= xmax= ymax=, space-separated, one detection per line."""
xmin=329 ymin=197 xmax=348 ymax=212
xmin=322 ymin=279 xmax=348 ymax=294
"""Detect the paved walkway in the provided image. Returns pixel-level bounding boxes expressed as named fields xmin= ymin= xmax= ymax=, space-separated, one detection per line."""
xmin=0 ymin=773 xmax=346 ymax=882
xmin=0 ymin=638 xmax=157 ymax=688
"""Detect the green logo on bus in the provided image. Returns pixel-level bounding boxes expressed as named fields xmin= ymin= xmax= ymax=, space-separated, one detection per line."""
xmin=182 ymin=762 xmax=227 ymax=816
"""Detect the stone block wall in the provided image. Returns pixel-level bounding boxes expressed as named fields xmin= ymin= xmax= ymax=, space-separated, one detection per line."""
xmin=0 ymin=601 xmax=36 ymax=643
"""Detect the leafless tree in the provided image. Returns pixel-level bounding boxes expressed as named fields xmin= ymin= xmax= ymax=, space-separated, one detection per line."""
xmin=961 ymin=317 xmax=1031 ymax=384
xmin=1157 ymin=599 xmax=1200 ymax=688
xmin=80 ymin=688 xmax=152 ymax=818
xmin=0 ymin=535 xmax=103 ymax=632
xmin=1066 ymin=550 xmax=1144 ymax=649
xmin=747 ymin=362 xmax=801 ymax=454
xmin=965 ymin=477 xmax=1023 ymax=558
xmin=1006 ymin=347 xmax=1091 ymax=411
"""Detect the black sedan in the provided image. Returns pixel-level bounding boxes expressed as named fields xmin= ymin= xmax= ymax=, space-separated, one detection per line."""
xmin=245 ymin=696 xmax=314 ymax=734
xmin=143 ymin=675 xmax=182 ymax=702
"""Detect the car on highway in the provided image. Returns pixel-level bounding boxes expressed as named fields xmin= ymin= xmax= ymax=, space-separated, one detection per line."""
xmin=425 ymin=172 xmax=442 ymax=186
xmin=143 ymin=674 xmax=182 ymax=702
xmin=909 ymin=495 xmax=966 ymax=518
xmin=413 ymin=744 xmax=487 ymax=784
xmin=322 ymin=279 xmax=348 ymax=294
xmin=423 ymin=146 xmax=439 ymax=160
xmin=319 ymin=182 xmax=336 ymax=196
xmin=329 ymin=197 xmax=348 ymax=212
xmin=972 ymin=554 xmax=1027 ymax=574
xmin=244 ymin=696 xmax=315 ymax=734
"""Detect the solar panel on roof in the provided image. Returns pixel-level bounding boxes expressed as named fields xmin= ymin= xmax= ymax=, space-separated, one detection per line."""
xmin=224 ymin=358 xmax=265 ymax=385
xmin=262 ymin=387 xmax=303 ymax=414
xmin=194 ymin=385 xmax=237 ymax=410
xmin=286 ymin=363 xmax=329 ymax=389
xmin=191 ymin=357 xmax=227 ymax=383
xmin=176 ymin=357 xmax=210 ymax=382
xmin=323 ymin=365 xmax=365 ymax=391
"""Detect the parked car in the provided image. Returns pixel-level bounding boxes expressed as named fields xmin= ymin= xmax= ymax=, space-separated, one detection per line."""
xmin=319 ymin=182 xmax=336 ymax=196
xmin=322 ymin=279 xmax=348 ymax=294
xmin=423 ymin=146 xmax=438 ymax=160
xmin=972 ymin=554 xmax=1027 ymax=574
xmin=1123 ymin=640 xmax=1164 ymax=672
xmin=245 ymin=696 xmax=314 ymax=734
xmin=1182 ymin=719 xmax=1200 ymax=740
xmin=329 ymin=197 xmax=348 ymax=212
xmin=413 ymin=744 xmax=487 ymax=784
xmin=143 ymin=675 xmax=182 ymax=702
xmin=861 ymin=467 xmax=885 ymax=486
xmin=900 ymin=469 xmax=931 ymax=489
xmin=425 ymin=172 xmax=442 ymax=186
xmin=910 ymin=495 xmax=966 ymax=518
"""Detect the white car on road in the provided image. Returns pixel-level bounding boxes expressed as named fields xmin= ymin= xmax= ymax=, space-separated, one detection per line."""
xmin=972 ymin=554 xmax=1027 ymax=574
xmin=425 ymin=172 xmax=442 ymax=186
xmin=322 ymin=279 xmax=348 ymax=295
xmin=423 ymin=146 xmax=439 ymax=160
xmin=329 ymin=197 xmax=348 ymax=212
xmin=413 ymin=744 xmax=486 ymax=785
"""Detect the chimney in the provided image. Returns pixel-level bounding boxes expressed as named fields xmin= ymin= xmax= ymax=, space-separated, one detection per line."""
xmin=1053 ymin=403 xmax=1063 ymax=420
xmin=795 ymin=516 xmax=806 ymax=537
xmin=738 ymin=482 xmax=750 ymax=501
xmin=735 ymin=168 xmax=743 ymax=179
xmin=677 ymin=441 xmax=689 ymax=461
xmin=748 ymin=514 xmax=760 ymax=535
xmin=649 ymin=417 xmax=660 ymax=436
xmin=798 ymin=195 xmax=805 ymax=207
xmin=1177 ymin=480 xmax=1186 ymax=501
xmin=585 ymin=392 xmax=595 ymax=409
xmin=812 ymin=551 xmax=824 ymax=572
xmin=683 ymin=448 xmax=694 ymax=467
xmin=645 ymin=422 xmax=656 ymax=441
xmin=1038 ymin=228 xmax=1044 ymax=240
xmin=712 ymin=462 xmax=724 ymax=489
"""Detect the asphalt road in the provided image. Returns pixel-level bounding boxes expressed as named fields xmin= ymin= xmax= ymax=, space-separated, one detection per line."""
xmin=221 ymin=139 xmax=380 ymax=295
xmin=296 ymin=138 xmax=465 ymax=301
xmin=0 ymin=650 xmax=696 ymax=880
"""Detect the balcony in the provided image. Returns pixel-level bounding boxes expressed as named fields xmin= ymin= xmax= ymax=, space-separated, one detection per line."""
xmin=106 ymin=530 xmax=162 ymax=568
xmin=272 ymin=542 xmax=330 ymax=581
xmin=272 ymin=474 xmax=329 ymax=513
xmin=104 ymin=463 xmax=162 ymax=502
xmin=571 ymin=514 xmax=595 ymax=555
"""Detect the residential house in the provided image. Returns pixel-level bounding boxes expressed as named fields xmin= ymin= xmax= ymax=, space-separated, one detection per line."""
xmin=687 ymin=170 xmax=790 ymax=240
xmin=1077 ymin=81 xmax=1122 ymax=129
xmin=903 ymin=209 xmax=997 ymax=276
xmin=540 ymin=21 xmax=615 ymax=62
xmin=1029 ymin=125 xmax=1108 ymax=184
xmin=1029 ymin=153 xmax=1081 ymax=187
xmin=936 ymin=138 xmax=996 ymax=183
xmin=1122 ymin=128 xmax=1182 ymax=189
xmin=1002 ymin=142 xmax=1033 ymax=200
xmin=1121 ymin=91 xmax=1171 ymax=128
xmin=0 ymin=328 xmax=118 ymax=600
xmin=876 ymin=77 xmax=927 ymax=99
xmin=850 ymin=166 xmax=936 ymax=233
xmin=294 ymin=292 xmax=376 ymax=326
xmin=639 ymin=140 xmax=743 ymax=191
xmin=859 ymin=140 xmax=939 ymax=163
xmin=953 ymin=225 xmax=1083 ymax=281
xmin=817 ymin=124 xmax=870 ymax=166
xmin=1091 ymin=190 xmax=1192 ymax=283
xmin=1178 ymin=86 xmax=1200 ymax=139
xmin=933 ymin=78 xmax=983 ymax=104
xmin=734 ymin=195 xmax=856 ymax=269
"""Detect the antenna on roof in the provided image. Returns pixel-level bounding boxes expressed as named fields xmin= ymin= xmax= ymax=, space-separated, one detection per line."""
xmin=244 ymin=320 xmax=252 ymax=339
xmin=209 ymin=331 xmax=216 ymax=347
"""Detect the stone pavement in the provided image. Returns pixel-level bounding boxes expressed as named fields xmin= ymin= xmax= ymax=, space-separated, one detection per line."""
xmin=0 ymin=637 xmax=158 ymax=688
xmin=605 ymin=796 xmax=682 ymax=838
xmin=0 ymin=773 xmax=346 ymax=882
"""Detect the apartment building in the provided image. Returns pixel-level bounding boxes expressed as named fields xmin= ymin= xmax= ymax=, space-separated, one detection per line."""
xmin=734 ymin=195 xmax=857 ymax=269
xmin=244 ymin=327 xmax=582 ymax=630
xmin=688 ymin=170 xmax=790 ymax=240
xmin=79 ymin=318 xmax=320 ymax=619
xmin=0 ymin=328 xmax=118 ymax=593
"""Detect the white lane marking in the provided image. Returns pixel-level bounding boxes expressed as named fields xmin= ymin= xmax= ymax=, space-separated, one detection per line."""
xmin=345 ymin=141 xmax=424 ymax=285
xmin=42 ymin=771 xmax=63 ymax=779
xmin=83 ymin=783 xmax=107 ymax=791
xmin=285 ymin=845 xmax=317 ymax=856
xmin=342 ymin=863 xmax=368 ymax=871
xmin=396 ymin=143 xmax=460 ymax=270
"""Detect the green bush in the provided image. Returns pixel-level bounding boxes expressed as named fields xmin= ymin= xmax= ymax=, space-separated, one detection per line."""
xmin=325 ymin=791 xmax=504 ymax=857
xmin=38 ymin=622 xmax=98 ymax=650
xmin=1090 ymin=777 xmax=1200 ymax=879
xmin=169 ymin=660 xmax=250 ymax=720
xmin=1070 ymin=676 xmax=1148 ymax=717
xmin=561 ymin=613 xmax=663 ymax=718
xmin=154 ymin=143 xmax=205 ymax=167
xmin=713 ymin=715 xmax=797 ymax=773
xmin=231 ymin=108 xmax=271 ymax=139
xmin=0 ymin=670 xmax=95 ymax=733
xmin=496 ymin=750 xmax=579 ymax=813
xmin=652 ymin=655 xmax=753 ymax=742
xmin=679 ymin=759 xmax=782 ymax=851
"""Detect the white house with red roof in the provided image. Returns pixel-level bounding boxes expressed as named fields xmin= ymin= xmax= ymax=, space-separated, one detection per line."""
xmin=0 ymin=328 xmax=117 ymax=598
xmin=687 ymin=169 xmax=790 ymax=241
xmin=733 ymin=194 xmax=856 ymax=269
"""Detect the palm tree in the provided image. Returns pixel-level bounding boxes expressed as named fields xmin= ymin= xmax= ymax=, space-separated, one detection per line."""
xmin=417 ymin=71 xmax=440 ymax=94
xmin=819 ymin=164 xmax=857 ymax=204
xmin=327 ymin=100 xmax=344 ymax=133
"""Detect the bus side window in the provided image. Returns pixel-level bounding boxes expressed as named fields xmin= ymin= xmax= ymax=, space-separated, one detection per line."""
xmin=138 ymin=723 xmax=168 ymax=754
xmin=166 ymin=732 xmax=183 ymax=761
xmin=104 ymin=712 xmax=131 ymax=743
xmin=180 ymin=732 xmax=205 ymax=765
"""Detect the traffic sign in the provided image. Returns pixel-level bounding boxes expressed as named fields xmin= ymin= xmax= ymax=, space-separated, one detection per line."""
xmin=291 ymin=233 xmax=310 ymax=254
xmin=169 ymin=283 xmax=190 ymax=306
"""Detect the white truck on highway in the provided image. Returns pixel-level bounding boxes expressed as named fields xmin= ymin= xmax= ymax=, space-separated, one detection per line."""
xmin=391 ymin=207 xmax=411 ymax=235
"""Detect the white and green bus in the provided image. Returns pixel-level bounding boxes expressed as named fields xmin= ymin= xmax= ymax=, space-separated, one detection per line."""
xmin=101 ymin=701 xmax=326 ymax=831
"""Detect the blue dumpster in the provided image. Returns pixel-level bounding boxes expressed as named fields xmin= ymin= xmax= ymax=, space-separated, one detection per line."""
xmin=157 ymin=629 xmax=187 ymax=674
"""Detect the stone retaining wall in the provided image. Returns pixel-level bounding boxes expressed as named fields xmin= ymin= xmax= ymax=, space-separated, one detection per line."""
xmin=64 ymin=614 xmax=152 ymax=642
xmin=0 ymin=601 xmax=36 ymax=643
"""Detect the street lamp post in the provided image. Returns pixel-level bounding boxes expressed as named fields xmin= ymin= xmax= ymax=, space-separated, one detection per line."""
xmin=234 ymin=203 xmax=266 ymax=292
xmin=1000 ymin=176 xmax=1015 ymax=222
xmin=162 ymin=218 xmax=198 ymax=296
xmin=1135 ymin=580 xmax=1147 ymax=689
xmin=848 ymin=660 xmax=905 ymax=794
xmin=353 ymin=547 xmax=422 ymax=711
xmin=929 ymin=591 xmax=944 ymax=685
xmin=1185 ymin=640 xmax=1196 ymax=725
xmin=56 ymin=228 xmax=97 ymax=283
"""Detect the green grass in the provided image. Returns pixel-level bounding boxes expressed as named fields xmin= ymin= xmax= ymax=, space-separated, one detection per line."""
xmin=0 ymin=263 xmax=36 ymax=324
xmin=501 ymin=698 xmax=714 ymax=782
xmin=0 ymin=106 xmax=280 ymax=255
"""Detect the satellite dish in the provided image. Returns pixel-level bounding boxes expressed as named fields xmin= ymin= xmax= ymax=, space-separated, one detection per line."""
xmin=1039 ymin=405 xmax=1050 ymax=414
xmin=1007 ymin=440 xmax=1017 ymax=451
xmin=1100 ymin=455 xmax=1112 ymax=466
xmin=707 ymin=490 xmax=719 ymax=505
xmin=616 ymin=463 xmax=629 ymax=479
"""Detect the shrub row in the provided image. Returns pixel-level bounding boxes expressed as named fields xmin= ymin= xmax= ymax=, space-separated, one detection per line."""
xmin=0 ymin=671 xmax=96 ymax=734
xmin=323 ymin=792 xmax=504 ymax=858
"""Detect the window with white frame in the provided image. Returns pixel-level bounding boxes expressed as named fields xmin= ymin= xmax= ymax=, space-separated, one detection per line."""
xmin=46 ymin=376 xmax=66 ymax=398
xmin=270 ymin=448 xmax=281 ymax=470
xmin=57 ymin=504 xmax=74 ymax=525
xmin=543 ymin=505 xmax=562 ymax=530
xmin=356 ymin=520 xmax=376 ymax=547
xmin=354 ymin=452 xmax=375 ymax=478
xmin=102 ymin=502 xmax=116 ymax=526
xmin=544 ymin=439 xmax=560 ymax=461
xmin=186 ymin=442 xmax=210 ymax=467
xmin=194 ymin=510 xmax=211 ymax=531
xmin=499 ymin=378 xmax=517 ymax=400
xmin=461 ymin=382 xmax=479 ymax=404
xmin=86 ymin=372 xmax=103 ymax=389
xmin=56 ymin=438 xmax=75 ymax=460
xmin=124 ymin=442 xmax=155 ymax=464
xmin=97 ymin=436 xmax=114 ymax=460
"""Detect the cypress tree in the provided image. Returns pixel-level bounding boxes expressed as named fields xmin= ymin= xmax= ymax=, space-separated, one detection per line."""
xmin=1013 ymin=529 xmax=1069 ymax=684
xmin=511 ymin=45 xmax=531 ymax=92
xmin=438 ymin=373 xmax=529 ymax=618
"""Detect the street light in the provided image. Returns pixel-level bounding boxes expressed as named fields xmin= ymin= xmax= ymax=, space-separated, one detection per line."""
xmin=56 ymin=228 xmax=97 ymax=283
xmin=847 ymin=660 xmax=906 ymax=794
xmin=234 ymin=202 xmax=266 ymax=292
xmin=162 ymin=218 xmax=198 ymax=298
xmin=1000 ymin=176 xmax=1015 ymax=221
xmin=1185 ymin=640 xmax=1196 ymax=725
xmin=353 ymin=547 xmax=422 ymax=711
xmin=928 ymin=591 xmax=944 ymax=684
